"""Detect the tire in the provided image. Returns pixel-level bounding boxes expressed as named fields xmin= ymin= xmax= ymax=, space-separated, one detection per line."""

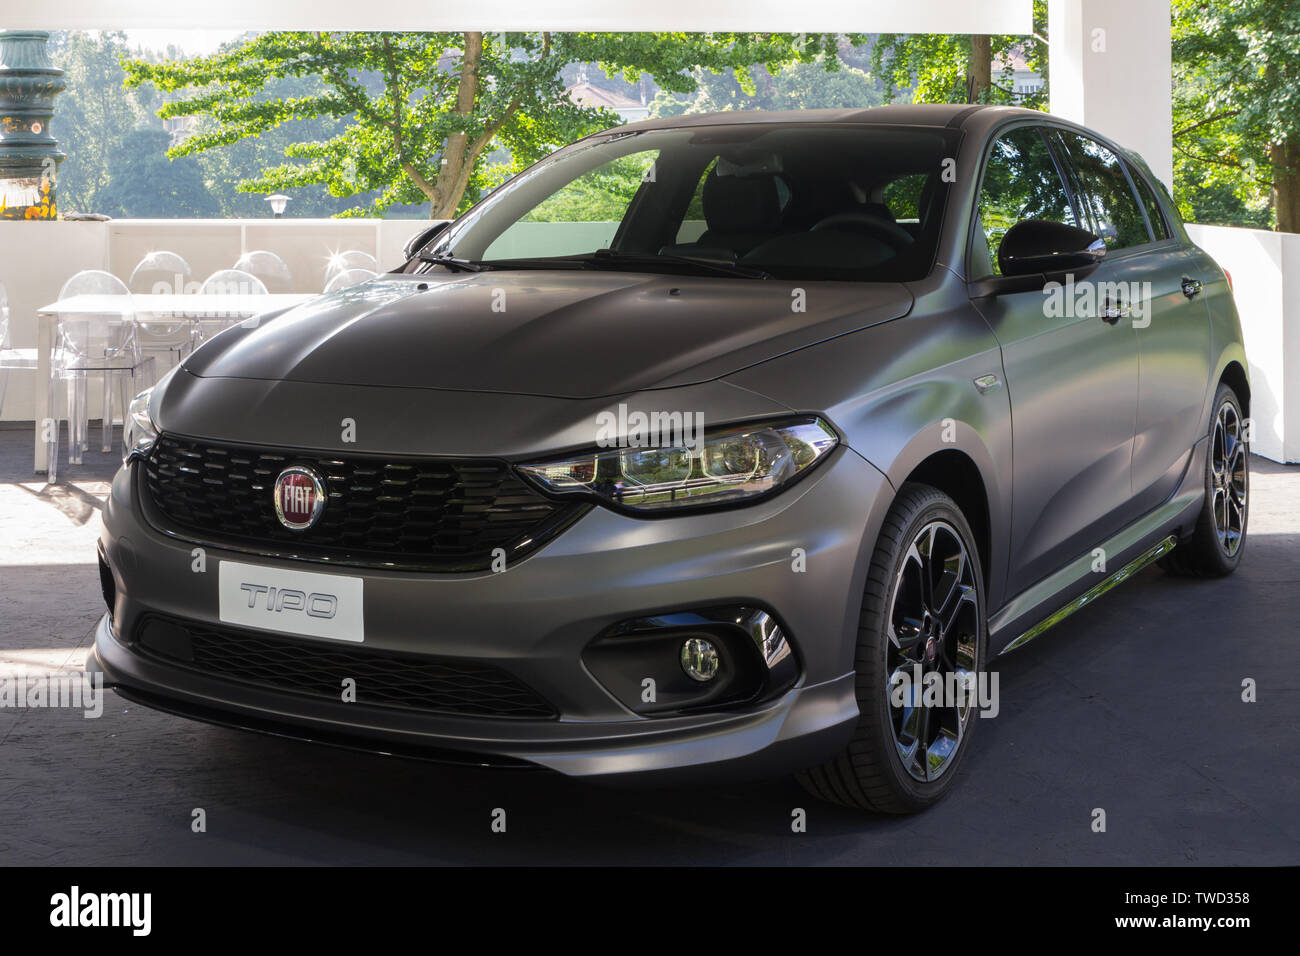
xmin=1159 ymin=383 xmax=1248 ymax=578
xmin=797 ymin=482 xmax=987 ymax=813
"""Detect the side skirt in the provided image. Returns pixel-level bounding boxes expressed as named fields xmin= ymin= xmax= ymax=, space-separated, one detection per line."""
xmin=998 ymin=535 xmax=1176 ymax=655
xmin=988 ymin=435 xmax=1206 ymax=658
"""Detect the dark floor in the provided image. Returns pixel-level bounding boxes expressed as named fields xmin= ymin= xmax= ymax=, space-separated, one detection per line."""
xmin=1 ymin=423 xmax=1297 ymax=865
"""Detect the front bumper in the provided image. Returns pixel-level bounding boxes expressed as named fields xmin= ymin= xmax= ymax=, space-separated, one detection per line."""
xmin=94 ymin=446 xmax=891 ymax=781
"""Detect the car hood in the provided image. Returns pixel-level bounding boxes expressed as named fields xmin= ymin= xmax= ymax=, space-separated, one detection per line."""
xmin=184 ymin=271 xmax=914 ymax=399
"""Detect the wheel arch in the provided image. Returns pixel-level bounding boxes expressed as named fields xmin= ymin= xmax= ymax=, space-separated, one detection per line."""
xmin=901 ymin=450 xmax=992 ymax=599
xmin=1218 ymin=358 xmax=1251 ymax=417
xmin=873 ymin=419 xmax=1010 ymax=612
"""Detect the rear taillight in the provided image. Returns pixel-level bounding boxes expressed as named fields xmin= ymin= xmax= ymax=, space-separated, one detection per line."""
xmin=1224 ymin=269 xmax=1233 ymax=291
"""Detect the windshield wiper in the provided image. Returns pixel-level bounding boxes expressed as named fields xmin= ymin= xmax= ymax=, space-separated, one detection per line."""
xmin=418 ymin=252 xmax=489 ymax=273
xmin=583 ymin=249 xmax=771 ymax=280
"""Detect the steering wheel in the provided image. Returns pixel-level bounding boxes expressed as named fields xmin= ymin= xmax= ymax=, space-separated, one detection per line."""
xmin=810 ymin=212 xmax=915 ymax=250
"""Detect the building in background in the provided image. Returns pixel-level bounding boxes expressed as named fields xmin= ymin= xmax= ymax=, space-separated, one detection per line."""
xmin=565 ymin=70 xmax=651 ymax=123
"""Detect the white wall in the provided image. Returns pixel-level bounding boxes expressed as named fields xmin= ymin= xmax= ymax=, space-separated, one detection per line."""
xmin=1050 ymin=0 xmax=1174 ymax=188
xmin=1188 ymin=224 xmax=1300 ymax=464
xmin=0 ymin=218 xmax=429 ymax=423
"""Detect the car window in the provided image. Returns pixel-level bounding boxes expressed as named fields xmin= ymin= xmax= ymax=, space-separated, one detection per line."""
xmin=974 ymin=126 xmax=1078 ymax=277
xmin=484 ymin=151 xmax=658 ymax=260
xmin=882 ymin=173 xmax=928 ymax=223
xmin=1052 ymin=132 xmax=1152 ymax=251
xmin=1126 ymin=163 xmax=1170 ymax=241
xmin=435 ymin=124 xmax=961 ymax=282
xmin=675 ymin=158 xmax=716 ymax=244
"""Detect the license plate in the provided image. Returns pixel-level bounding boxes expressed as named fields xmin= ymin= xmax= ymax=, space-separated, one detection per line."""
xmin=218 ymin=560 xmax=364 ymax=642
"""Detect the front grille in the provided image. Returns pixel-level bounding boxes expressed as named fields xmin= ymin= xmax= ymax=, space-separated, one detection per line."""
xmin=135 ymin=616 xmax=558 ymax=720
xmin=140 ymin=434 xmax=583 ymax=571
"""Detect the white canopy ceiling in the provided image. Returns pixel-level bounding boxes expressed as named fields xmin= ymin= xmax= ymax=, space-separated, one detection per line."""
xmin=1 ymin=0 xmax=1034 ymax=34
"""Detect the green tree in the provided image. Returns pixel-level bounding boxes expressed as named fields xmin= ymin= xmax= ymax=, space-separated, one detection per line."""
xmin=95 ymin=128 xmax=221 ymax=218
xmin=650 ymin=54 xmax=882 ymax=117
xmin=123 ymin=31 xmax=847 ymax=219
xmin=868 ymin=1 xmax=1048 ymax=107
xmin=48 ymin=31 xmax=158 ymax=213
xmin=1172 ymin=0 xmax=1298 ymax=231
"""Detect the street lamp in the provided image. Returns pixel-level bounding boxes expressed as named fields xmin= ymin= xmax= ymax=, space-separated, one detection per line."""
xmin=265 ymin=194 xmax=290 ymax=218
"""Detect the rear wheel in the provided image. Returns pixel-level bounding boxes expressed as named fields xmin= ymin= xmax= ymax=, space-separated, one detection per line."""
xmin=1160 ymin=383 xmax=1248 ymax=577
xmin=797 ymin=483 xmax=986 ymax=813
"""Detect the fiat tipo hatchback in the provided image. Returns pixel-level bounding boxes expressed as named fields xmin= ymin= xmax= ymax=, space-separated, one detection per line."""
xmin=93 ymin=105 xmax=1249 ymax=812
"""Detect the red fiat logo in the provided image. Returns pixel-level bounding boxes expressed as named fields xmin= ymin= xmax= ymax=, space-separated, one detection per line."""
xmin=273 ymin=467 xmax=325 ymax=531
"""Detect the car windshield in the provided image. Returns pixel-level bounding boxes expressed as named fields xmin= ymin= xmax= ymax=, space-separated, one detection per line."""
xmin=415 ymin=123 xmax=958 ymax=282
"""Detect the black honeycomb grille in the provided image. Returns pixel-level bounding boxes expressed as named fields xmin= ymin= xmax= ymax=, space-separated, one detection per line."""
xmin=141 ymin=434 xmax=581 ymax=571
xmin=136 ymin=616 xmax=557 ymax=720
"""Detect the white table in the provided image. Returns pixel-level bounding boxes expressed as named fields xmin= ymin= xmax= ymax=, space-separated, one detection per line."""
xmin=33 ymin=293 xmax=312 ymax=473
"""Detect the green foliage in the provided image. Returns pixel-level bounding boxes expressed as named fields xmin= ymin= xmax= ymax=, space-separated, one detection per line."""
xmin=48 ymin=32 xmax=177 ymax=214
xmin=1171 ymin=0 xmax=1290 ymax=228
xmin=49 ymin=31 xmax=357 ymax=218
xmin=123 ymin=31 xmax=847 ymax=219
xmin=522 ymin=152 xmax=656 ymax=223
xmin=94 ymin=128 xmax=221 ymax=218
xmin=868 ymin=1 xmax=1049 ymax=107
xmin=650 ymin=55 xmax=882 ymax=116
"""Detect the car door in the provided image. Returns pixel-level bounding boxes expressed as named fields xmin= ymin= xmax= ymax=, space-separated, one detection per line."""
xmin=1100 ymin=152 xmax=1214 ymax=510
xmin=969 ymin=124 xmax=1141 ymax=590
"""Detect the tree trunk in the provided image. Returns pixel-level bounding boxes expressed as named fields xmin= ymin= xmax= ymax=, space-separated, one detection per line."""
xmin=427 ymin=31 xmax=483 ymax=219
xmin=1271 ymin=138 xmax=1300 ymax=234
xmin=968 ymin=35 xmax=992 ymax=104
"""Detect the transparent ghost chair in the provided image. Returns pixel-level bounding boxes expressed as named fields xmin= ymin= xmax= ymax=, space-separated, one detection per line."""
xmin=323 ymin=250 xmax=378 ymax=289
xmin=129 ymin=250 xmax=197 ymax=366
xmin=323 ymin=267 xmax=378 ymax=293
xmin=233 ymin=249 xmax=293 ymax=293
xmin=194 ymin=269 xmax=268 ymax=342
xmin=0 ymin=279 xmax=42 ymax=420
xmin=49 ymin=270 xmax=156 ymax=481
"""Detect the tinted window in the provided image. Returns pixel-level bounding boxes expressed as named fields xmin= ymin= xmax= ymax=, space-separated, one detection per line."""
xmin=882 ymin=173 xmax=928 ymax=222
xmin=974 ymin=126 xmax=1078 ymax=277
xmin=1127 ymin=164 xmax=1169 ymax=241
xmin=427 ymin=125 xmax=960 ymax=282
xmin=1053 ymin=132 xmax=1151 ymax=250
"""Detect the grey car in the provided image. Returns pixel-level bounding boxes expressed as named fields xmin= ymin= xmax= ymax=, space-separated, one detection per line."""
xmin=91 ymin=105 xmax=1249 ymax=813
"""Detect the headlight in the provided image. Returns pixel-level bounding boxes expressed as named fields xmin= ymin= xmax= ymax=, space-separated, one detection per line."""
xmin=518 ymin=416 xmax=838 ymax=514
xmin=122 ymin=387 xmax=159 ymax=463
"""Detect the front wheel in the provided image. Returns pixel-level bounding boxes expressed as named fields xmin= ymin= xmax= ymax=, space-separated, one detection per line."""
xmin=1160 ymin=383 xmax=1248 ymax=577
xmin=797 ymin=483 xmax=986 ymax=813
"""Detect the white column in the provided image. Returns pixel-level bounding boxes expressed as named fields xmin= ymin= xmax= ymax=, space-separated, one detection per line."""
xmin=1049 ymin=0 xmax=1173 ymax=188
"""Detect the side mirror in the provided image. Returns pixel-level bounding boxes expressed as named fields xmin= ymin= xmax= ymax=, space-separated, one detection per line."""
xmin=403 ymin=220 xmax=451 ymax=260
xmin=969 ymin=219 xmax=1106 ymax=298
xmin=999 ymin=219 xmax=1105 ymax=277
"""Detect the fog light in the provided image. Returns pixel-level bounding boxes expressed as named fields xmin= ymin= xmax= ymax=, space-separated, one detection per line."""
xmin=680 ymin=638 xmax=720 ymax=682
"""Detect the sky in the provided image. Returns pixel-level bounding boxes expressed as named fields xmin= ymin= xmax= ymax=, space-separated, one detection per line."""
xmin=123 ymin=30 xmax=246 ymax=55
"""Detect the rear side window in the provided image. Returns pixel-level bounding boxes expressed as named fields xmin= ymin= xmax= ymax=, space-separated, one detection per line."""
xmin=1127 ymin=164 xmax=1170 ymax=241
xmin=1052 ymin=132 xmax=1151 ymax=251
xmin=974 ymin=126 xmax=1078 ymax=277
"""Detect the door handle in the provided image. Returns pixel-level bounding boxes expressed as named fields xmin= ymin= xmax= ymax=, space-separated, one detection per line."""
xmin=1100 ymin=296 xmax=1129 ymax=324
xmin=1181 ymin=276 xmax=1203 ymax=299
